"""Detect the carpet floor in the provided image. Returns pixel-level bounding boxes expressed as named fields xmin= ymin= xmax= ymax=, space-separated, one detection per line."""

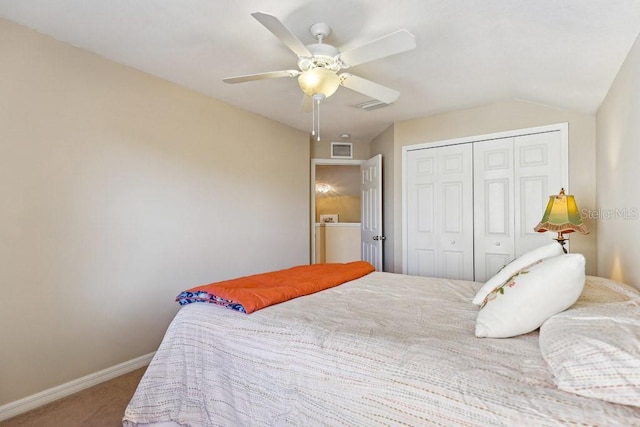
xmin=0 ymin=367 xmax=146 ymax=427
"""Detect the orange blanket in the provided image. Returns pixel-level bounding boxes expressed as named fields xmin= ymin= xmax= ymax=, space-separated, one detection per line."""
xmin=176 ymin=261 xmax=375 ymax=314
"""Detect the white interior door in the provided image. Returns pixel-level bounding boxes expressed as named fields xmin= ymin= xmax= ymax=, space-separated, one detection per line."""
xmin=406 ymin=148 xmax=437 ymax=276
xmin=361 ymin=154 xmax=383 ymax=271
xmin=473 ymin=131 xmax=564 ymax=281
xmin=473 ymin=138 xmax=516 ymax=282
xmin=402 ymin=124 xmax=569 ymax=279
xmin=406 ymin=144 xmax=474 ymax=280
xmin=514 ymin=131 xmax=564 ymax=254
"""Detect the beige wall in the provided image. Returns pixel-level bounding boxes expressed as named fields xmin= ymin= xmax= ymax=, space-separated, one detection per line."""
xmin=315 ymin=164 xmax=361 ymax=223
xmin=390 ymin=100 xmax=597 ymax=275
xmin=596 ymin=33 xmax=640 ymax=290
xmin=0 ymin=19 xmax=310 ymax=405
xmin=316 ymin=196 xmax=361 ymax=223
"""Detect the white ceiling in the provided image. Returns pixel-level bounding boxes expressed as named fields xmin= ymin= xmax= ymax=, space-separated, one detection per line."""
xmin=2 ymin=0 xmax=640 ymax=143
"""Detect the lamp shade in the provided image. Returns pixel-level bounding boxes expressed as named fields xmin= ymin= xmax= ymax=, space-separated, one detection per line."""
xmin=534 ymin=188 xmax=589 ymax=235
xmin=298 ymin=67 xmax=340 ymax=98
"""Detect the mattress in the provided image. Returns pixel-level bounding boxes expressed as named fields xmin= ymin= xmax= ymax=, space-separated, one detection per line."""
xmin=123 ymin=272 xmax=640 ymax=426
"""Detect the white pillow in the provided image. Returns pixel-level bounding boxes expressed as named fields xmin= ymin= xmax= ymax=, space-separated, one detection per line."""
xmin=475 ymin=253 xmax=585 ymax=338
xmin=472 ymin=242 xmax=564 ymax=306
xmin=539 ymin=300 xmax=640 ymax=407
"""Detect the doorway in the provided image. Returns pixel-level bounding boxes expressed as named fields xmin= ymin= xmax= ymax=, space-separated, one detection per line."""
xmin=311 ymin=155 xmax=383 ymax=270
xmin=311 ymin=159 xmax=363 ymax=265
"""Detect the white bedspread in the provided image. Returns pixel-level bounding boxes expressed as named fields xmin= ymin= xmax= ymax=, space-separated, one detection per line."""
xmin=123 ymin=273 xmax=640 ymax=426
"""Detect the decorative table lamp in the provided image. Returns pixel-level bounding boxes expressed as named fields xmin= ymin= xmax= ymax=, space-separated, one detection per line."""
xmin=534 ymin=188 xmax=589 ymax=253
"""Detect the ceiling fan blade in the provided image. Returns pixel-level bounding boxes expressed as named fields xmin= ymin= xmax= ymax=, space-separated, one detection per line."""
xmin=340 ymin=73 xmax=400 ymax=104
xmin=251 ymin=12 xmax=312 ymax=58
xmin=339 ymin=29 xmax=416 ymax=68
xmin=223 ymin=70 xmax=300 ymax=84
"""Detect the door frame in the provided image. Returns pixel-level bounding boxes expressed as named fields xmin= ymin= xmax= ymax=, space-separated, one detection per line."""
xmin=401 ymin=122 xmax=569 ymax=274
xmin=311 ymin=158 xmax=364 ymax=264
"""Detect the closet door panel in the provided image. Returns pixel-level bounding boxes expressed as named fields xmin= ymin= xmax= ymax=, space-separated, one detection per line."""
xmin=443 ymin=250 xmax=465 ymax=280
xmin=414 ymin=183 xmax=437 ymax=276
xmin=416 ymin=249 xmax=435 ymax=277
xmin=442 ymin=182 xmax=464 ymax=233
xmin=406 ymin=145 xmax=473 ymax=279
xmin=440 ymin=182 xmax=465 ymax=280
xmin=438 ymin=146 xmax=474 ymax=280
xmin=519 ymin=176 xmax=547 ymax=241
xmin=417 ymin=184 xmax=434 ymax=233
xmin=486 ymin=179 xmax=509 ymax=234
xmin=407 ymin=149 xmax=439 ymax=277
xmin=515 ymin=132 xmax=563 ymax=255
xmin=474 ymin=139 xmax=515 ymax=282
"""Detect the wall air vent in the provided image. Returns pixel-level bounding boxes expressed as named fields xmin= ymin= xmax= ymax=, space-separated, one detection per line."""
xmin=331 ymin=142 xmax=353 ymax=159
xmin=356 ymin=100 xmax=391 ymax=111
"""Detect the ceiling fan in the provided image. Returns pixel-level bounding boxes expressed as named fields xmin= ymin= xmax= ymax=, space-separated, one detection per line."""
xmin=223 ymin=12 xmax=416 ymax=106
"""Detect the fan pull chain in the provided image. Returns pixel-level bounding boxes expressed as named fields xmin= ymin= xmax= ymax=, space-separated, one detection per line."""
xmin=316 ymin=96 xmax=320 ymax=142
xmin=311 ymin=96 xmax=316 ymax=137
xmin=311 ymin=94 xmax=322 ymax=141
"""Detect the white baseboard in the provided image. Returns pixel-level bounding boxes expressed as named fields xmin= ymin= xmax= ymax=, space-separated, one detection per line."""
xmin=0 ymin=352 xmax=155 ymax=422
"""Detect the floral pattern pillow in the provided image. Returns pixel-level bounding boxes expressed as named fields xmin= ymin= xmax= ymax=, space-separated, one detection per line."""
xmin=475 ymin=254 xmax=585 ymax=338
xmin=472 ymin=242 xmax=564 ymax=305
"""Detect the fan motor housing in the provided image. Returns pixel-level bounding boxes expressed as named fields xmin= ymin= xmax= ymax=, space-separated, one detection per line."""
xmin=299 ymin=43 xmax=341 ymax=71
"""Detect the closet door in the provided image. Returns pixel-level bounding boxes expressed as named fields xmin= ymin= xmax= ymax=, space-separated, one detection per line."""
xmin=514 ymin=131 xmax=563 ymax=255
xmin=406 ymin=144 xmax=473 ymax=280
xmin=473 ymin=138 xmax=516 ymax=282
xmin=473 ymin=131 xmax=564 ymax=281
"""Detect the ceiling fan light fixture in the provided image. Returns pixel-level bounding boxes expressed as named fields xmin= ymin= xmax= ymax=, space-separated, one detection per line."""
xmin=298 ymin=67 xmax=340 ymax=98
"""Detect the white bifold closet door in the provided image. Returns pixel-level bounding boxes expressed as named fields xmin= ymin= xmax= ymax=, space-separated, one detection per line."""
xmin=473 ymin=132 xmax=563 ymax=281
xmin=406 ymin=130 xmax=563 ymax=282
xmin=406 ymin=144 xmax=474 ymax=280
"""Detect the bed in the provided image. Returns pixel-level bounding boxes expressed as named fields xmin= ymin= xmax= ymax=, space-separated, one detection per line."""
xmin=123 ymin=259 xmax=640 ymax=426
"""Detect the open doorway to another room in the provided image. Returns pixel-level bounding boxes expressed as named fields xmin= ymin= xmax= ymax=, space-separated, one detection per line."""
xmin=311 ymin=160 xmax=362 ymax=264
